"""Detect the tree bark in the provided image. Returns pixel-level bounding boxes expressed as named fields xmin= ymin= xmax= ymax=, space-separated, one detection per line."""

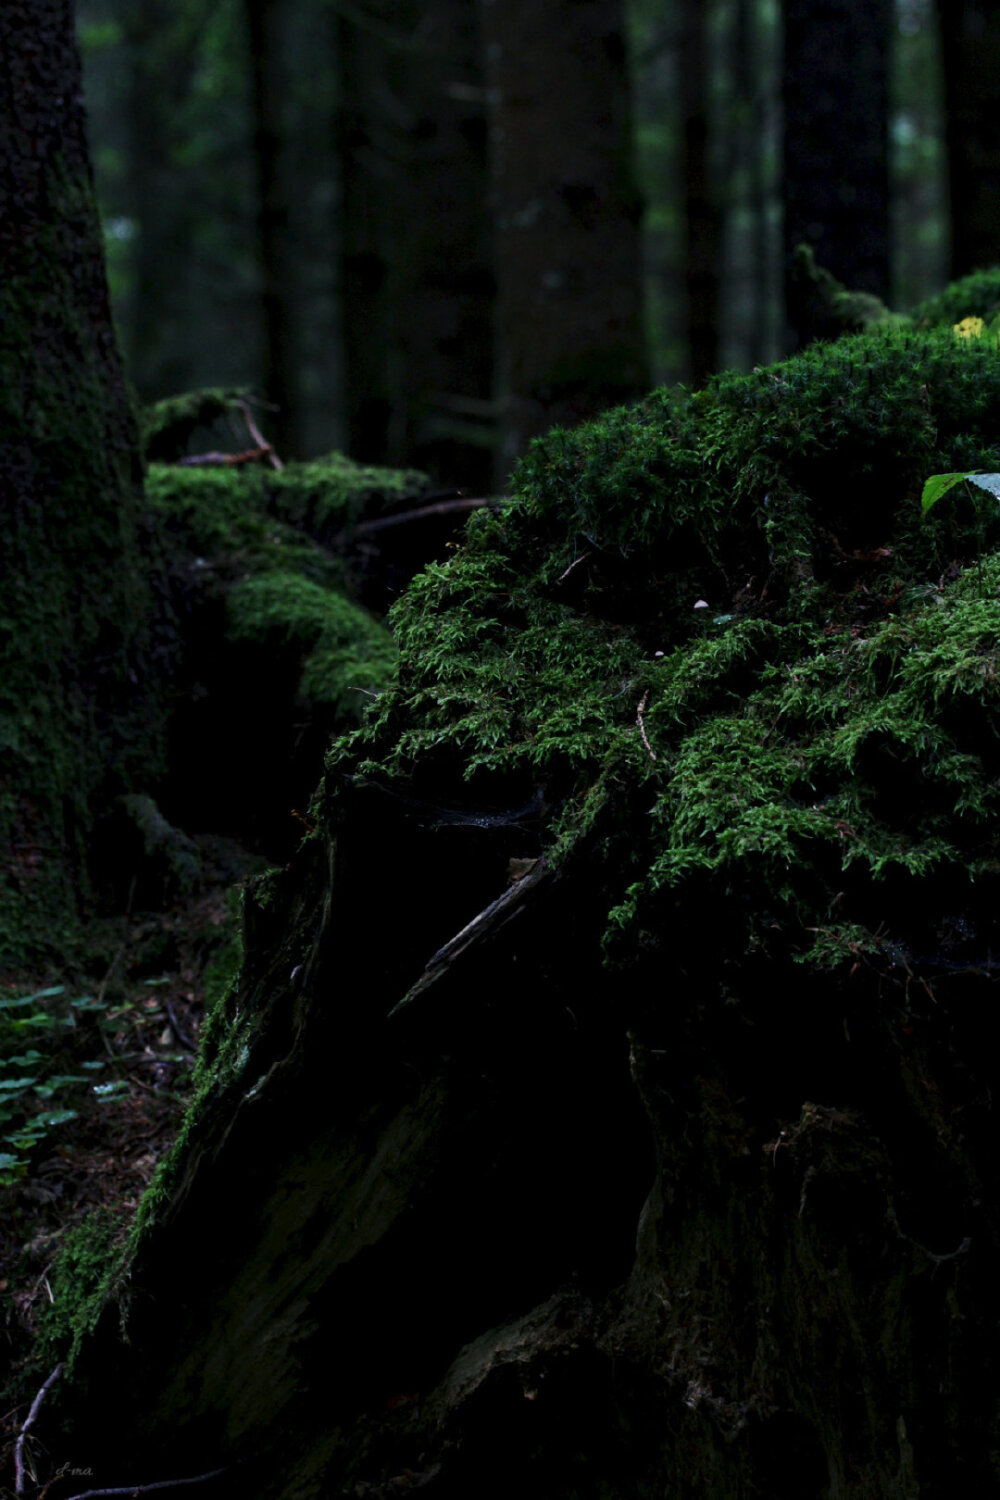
xmin=0 ymin=0 xmax=162 ymax=964
xmin=937 ymin=0 xmax=1000 ymax=278
xmin=246 ymin=0 xmax=300 ymax=459
xmin=680 ymin=0 xmax=720 ymax=383
xmin=337 ymin=0 xmax=494 ymax=491
xmin=782 ymin=0 xmax=892 ymax=346
xmin=480 ymin=0 xmax=649 ymax=481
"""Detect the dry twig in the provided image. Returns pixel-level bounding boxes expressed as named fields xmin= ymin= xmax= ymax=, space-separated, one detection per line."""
xmin=556 ymin=550 xmax=593 ymax=585
xmin=178 ymin=447 xmax=271 ymax=468
xmin=637 ymin=689 xmax=657 ymax=762
xmin=235 ymin=399 xmax=282 ymax=470
xmin=349 ymin=495 xmax=499 ymax=539
xmin=61 ymin=1469 xmax=228 ymax=1500
xmin=14 ymin=1362 xmax=63 ymax=1495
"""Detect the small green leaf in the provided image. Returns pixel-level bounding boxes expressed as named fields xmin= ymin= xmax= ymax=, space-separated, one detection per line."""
xmin=921 ymin=472 xmax=974 ymax=513
xmin=32 ymin=1109 xmax=77 ymax=1128
xmin=0 ymin=984 xmax=65 ymax=1010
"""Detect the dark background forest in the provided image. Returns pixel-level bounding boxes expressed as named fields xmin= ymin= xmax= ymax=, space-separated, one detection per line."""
xmin=75 ymin=0 xmax=968 ymax=492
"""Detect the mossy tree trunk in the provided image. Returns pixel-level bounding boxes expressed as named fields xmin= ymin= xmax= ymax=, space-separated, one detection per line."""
xmin=0 ymin=0 xmax=164 ymax=967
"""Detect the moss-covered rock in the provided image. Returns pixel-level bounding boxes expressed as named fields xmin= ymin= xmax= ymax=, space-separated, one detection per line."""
xmin=54 ymin=319 xmax=1000 ymax=1497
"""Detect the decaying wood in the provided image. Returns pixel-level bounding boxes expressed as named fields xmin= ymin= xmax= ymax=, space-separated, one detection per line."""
xmin=389 ymin=855 xmax=550 ymax=1016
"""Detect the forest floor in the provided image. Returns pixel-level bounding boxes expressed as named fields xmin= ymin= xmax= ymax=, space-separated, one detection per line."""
xmin=0 ymin=881 xmax=241 ymax=1476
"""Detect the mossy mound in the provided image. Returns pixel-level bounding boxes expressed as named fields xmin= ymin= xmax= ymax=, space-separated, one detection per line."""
xmin=340 ymin=323 xmax=1000 ymax=978
xmin=914 ymin=266 xmax=1000 ymax=328
xmin=145 ymin=453 xmax=423 ymax=851
xmin=54 ymin=321 xmax=1000 ymax=1498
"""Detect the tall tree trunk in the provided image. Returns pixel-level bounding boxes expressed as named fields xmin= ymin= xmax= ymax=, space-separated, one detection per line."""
xmin=337 ymin=0 xmax=494 ymax=491
xmin=680 ymin=0 xmax=720 ymax=383
xmin=0 ymin=0 xmax=163 ymax=965
xmin=782 ymin=0 xmax=891 ymax=346
xmin=480 ymin=0 xmax=648 ymax=482
xmin=120 ymin=0 xmax=206 ymax=394
xmin=246 ymin=0 xmax=299 ymax=459
xmin=937 ymin=0 xmax=1000 ymax=278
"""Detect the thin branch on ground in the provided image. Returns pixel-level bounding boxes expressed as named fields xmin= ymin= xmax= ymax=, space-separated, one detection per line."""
xmin=14 ymin=1362 xmax=63 ymax=1495
xmin=348 ymin=495 xmax=501 ymax=539
xmin=164 ymin=998 xmax=195 ymax=1052
xmin=61 ymin=1469 xmax=228 ymax=1500
xmin=556 ymin=550 xmax=593 ymax=585
xmin=235 ymin=399 xmax=282 ymax=470
xmin=637 ymin=689 xmax=657 ymax=762
xmin=178 ymin=447 xmax=271 ymax=468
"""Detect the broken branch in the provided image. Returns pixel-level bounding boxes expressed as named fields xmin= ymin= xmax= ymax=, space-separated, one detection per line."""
xmin=177 ymin=446 xmax=272 ymax=468
xmin=235 ymin=399 xmax=282 ymax=470
xmin=15 ymin=1362 xmax=63 ymax=1495
xmin=389 ymin=856 xmax=550 ymax=1016
xmin=61 ymin=1468 xmax=229 ymax=1500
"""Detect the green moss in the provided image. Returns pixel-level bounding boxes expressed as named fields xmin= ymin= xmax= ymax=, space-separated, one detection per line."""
xmin=328 ymin=318 xmax=1000 ymax=986
xmin=913 ymin=267 xmax=1000 ymax=328
xmin=146 ymin=463 xmax=347 ymax=590
xmin=34 ymin=1206 xmax=128 ymax=1369
xmin=227 ymin=572 xmax=395 ymax=720
xmin=263 ymin=452 xmax=429 ymax=538
xmin=141 ymin=388 xmax=251 ymax=462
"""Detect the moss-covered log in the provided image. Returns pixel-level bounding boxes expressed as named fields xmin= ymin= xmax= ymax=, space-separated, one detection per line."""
xmin=51 ymin=307 xmax=1000 ymax=1497
xmin=0 ymin=1 xmax=165 ymax=968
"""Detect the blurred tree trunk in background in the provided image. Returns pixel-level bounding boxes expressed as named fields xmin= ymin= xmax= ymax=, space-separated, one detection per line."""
xmin=680 ymin=0 xmax=719 ymax=384
xmin=0 ymin=0 xmax=164 ymax=965
xmin=337 ymin=0 xmax=494 ymax=491
xmin=121 ymin=0 xmax=208 ymax=393
xmin=480 ymin=0 xmax=648 ymax=482
xmin=937 ymin=0 xmax=1000 ymax=277
xmin=782 ymin=0 xmax=891 ymax=345
xmin=246 ymin=0 xmax=300 ymax=458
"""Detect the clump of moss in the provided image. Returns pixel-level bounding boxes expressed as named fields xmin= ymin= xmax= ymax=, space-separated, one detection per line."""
xmin=33 ymin=1206 xmax=128 ymax=1369
xmin=227 ymin=572 xmax=394 ymax=720
xmin=263 ymin=452 xmax=430 ymax=540
xmin=334 ymin=320 xmax=1000 ymax=986
xmin=914 ymin=267 xmax=1000 ymax=329
xmin=141 ymin=388 xmax=251 ymax=463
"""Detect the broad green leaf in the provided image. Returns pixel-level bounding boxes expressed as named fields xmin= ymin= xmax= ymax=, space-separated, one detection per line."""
xmin=921 ymin=472 xmax=974 ymax=513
